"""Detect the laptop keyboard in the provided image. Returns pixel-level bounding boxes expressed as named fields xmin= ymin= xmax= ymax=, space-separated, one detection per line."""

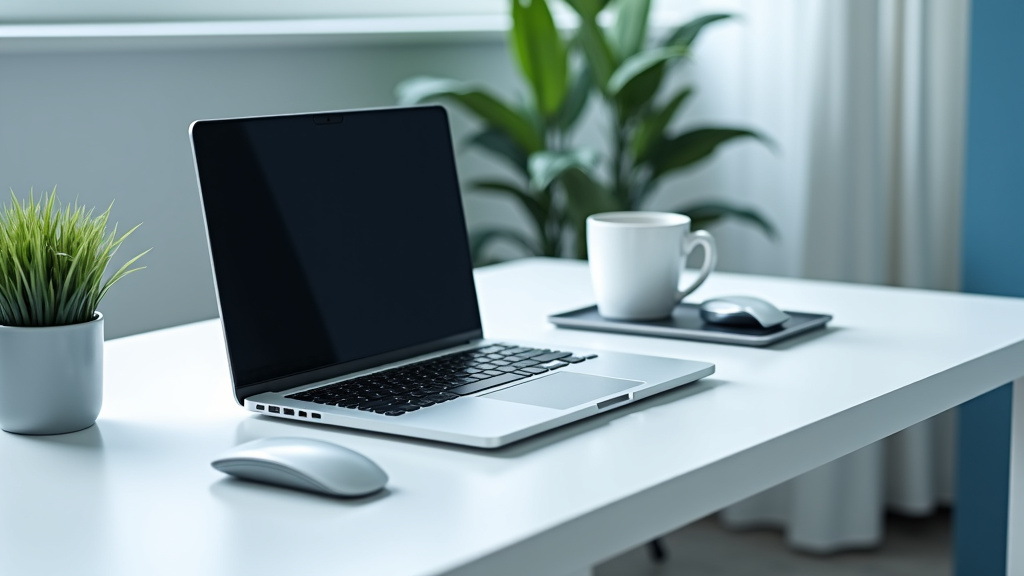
xmin=285 ymin=343 xmax=596 ymax=416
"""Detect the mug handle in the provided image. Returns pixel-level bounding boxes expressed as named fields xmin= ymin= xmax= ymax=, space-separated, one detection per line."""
xmin=676 ymin=230 xmax=717 ymax=301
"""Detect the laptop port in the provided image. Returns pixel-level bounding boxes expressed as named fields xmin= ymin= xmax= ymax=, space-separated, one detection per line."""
xmin=283 ymin=408 xmax=294 ymax=416
xmin=255 ymin=404 xmax=265 ymax=411
xmin=298 ymin=411 xmax=307 ymax=418
xmin=269 ymin=406 xmax=280 ymax=414
xmin=312 ymin=413 xmax=321 ymax=419
xmin=596 ymin=394 xmax=630 ymax=409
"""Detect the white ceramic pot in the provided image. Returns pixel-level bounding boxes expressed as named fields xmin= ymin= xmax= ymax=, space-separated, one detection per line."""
xmin=0 ymin=313 xmax=103 ymax=434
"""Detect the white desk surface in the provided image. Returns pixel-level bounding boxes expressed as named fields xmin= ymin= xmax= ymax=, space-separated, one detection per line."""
xmin=3 ymin=257 xmax=1024 ymax=576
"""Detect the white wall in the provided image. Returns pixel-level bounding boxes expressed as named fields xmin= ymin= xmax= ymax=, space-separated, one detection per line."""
xmin=0 ymin=25 xmax=797 ymax=339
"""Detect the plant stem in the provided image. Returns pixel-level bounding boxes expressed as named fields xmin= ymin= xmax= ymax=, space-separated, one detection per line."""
xmin=542 ymin=123 xmax=561 ymax=257
xmin=612 ymin=108 xmax=634 ymax=209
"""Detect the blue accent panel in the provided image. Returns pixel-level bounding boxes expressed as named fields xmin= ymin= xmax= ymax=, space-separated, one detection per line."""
xmin=957 ymin=0 xmax=1024 ymax=574
xmin=962 ymin=0 xmax=1024 ymax=298
xmin=955 ymin=385 xmax=1012 ymax=575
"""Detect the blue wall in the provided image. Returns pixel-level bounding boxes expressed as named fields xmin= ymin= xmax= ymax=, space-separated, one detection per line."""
xmin=956 ymin=0 xmax=1024 ymax=574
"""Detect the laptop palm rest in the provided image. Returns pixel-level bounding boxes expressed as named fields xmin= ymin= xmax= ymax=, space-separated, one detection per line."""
xmin=482 ymin=372 xmax=642 ymax=410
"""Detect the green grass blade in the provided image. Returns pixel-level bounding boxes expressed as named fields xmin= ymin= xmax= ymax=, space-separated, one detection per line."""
xmin=0 ymin=189 xmax=147 ymax=326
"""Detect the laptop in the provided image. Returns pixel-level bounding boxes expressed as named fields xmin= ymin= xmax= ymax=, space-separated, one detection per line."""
xmin=189 ymin=105 xmax=714 ymax=448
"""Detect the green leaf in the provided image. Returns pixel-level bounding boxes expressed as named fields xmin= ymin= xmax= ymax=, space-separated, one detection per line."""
xmin=631 ymin=88 xmax=692 ymax=163
xmin=511 ymin=0 xmax=569 ymax=119
xmin=395 ymin=77 xmax=544 ymax=152
xmin=555 ymin=63 xmax=593 ymax=130
xmin=665 ymin=13 xmax=733 ymax=49
xmin=560 ymin=167 xmax=622 ymax=217
xmin=668 ymin=202 xmax=775 ymax=237
xmin=466 ymin=129 xmax=529 ymax=175
xmin=469 ymin=179 xmax=546 ymax=226
xmin=607 ymin=45 xmax=687 ymax=99
xmin=574 ymin=17 xmax=618 ymax=93
xmin=650 ymin=128 xmax=767 ymax=180
xmin=558 ymin=167 xmax=623 ymax=259
xmin=607 ymin=46 xmax=687 ymax=116
xmin=562 ymin=0 xmax=611 ymax=20
xmin=627 ymin=70 xmax=667 ymax=120
xmin=610 ymin=0 xmax=650 ymax=59
xmin=0 ymin=188 xmax=146 ymax=326
xmin=469 ymin=228 xmax=540 ymax=266
xmin=528 ymin=149 xmax=601 ymax=191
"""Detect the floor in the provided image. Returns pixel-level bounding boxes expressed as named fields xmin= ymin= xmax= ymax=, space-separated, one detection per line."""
xmin=596 ymin=510 xmax=952 ymax=576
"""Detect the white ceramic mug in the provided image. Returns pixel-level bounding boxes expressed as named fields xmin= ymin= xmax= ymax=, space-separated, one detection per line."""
xmin=587 ymin=211 xmax=717 ymax=320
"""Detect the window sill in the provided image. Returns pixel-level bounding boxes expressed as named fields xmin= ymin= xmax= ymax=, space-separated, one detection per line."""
xmin=0 ymin=15 xmax=512 ymax=53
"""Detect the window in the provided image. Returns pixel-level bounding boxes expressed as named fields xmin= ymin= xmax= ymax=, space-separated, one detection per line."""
xmin=4 ymin=0 xmax=690 ymax=25
xmin=3 ymin=0 xmax=508 ymax=24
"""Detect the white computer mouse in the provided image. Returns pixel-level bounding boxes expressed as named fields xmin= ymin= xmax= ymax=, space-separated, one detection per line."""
xmin=211 ymin=437 xmax=388 ymax=497
xmin=699 ymin=295 xmax=791 ymax=328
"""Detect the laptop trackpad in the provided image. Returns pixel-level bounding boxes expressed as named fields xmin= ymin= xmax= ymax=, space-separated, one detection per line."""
xmin=483 ymin=372 xmax=643 ymax=410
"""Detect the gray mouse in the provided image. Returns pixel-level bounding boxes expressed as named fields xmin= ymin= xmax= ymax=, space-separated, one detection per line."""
xmin=211 ymin=437 xmax=388 ymax=497
xmin=699 ymin=295 xmax=790 ymax=328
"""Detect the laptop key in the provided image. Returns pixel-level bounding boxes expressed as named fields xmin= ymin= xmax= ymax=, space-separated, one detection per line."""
xmin=520 ymin=367 xmax=548 ymax=374
xmin=496 ymin=366 xmax=519 ymax=373
xmin=425 ymin=392 xmax=458 ymax=403
xmin=564 ymin=356 xmax=586 ymax=363
xmin=504 ymin=347 xmax=533 ymax=355
xmin=532 ymin=351 xmax=572 ymax=363
xmin=384 ymin=410 xmax=406 ymax=416
xmin=449 ymin=373 xmax=527 ymax=396
xmin=541 ymin=360 xmax=569 ymax=369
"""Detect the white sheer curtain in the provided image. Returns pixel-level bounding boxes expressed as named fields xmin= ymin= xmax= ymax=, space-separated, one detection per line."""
xmin=671 ymin=0 xmax=968 ymax=553
xmin=800 ymin=0 xmax=966 ymax=290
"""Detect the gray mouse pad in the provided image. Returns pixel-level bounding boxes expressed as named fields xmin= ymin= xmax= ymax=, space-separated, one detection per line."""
xmin=548 ymin=303 xmax=831 ymax=347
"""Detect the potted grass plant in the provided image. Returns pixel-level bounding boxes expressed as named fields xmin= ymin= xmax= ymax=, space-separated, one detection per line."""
xmin=0 ymin=189 xmax=147 ymax=434
xmin=398 ymin=0 xmax=773 ymax=263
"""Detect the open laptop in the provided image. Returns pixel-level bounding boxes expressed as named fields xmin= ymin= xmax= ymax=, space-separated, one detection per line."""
xmin=189 ymin=105 xmax=714 ymax=448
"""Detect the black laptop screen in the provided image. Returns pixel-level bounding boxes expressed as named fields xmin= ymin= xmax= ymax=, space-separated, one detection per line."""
xmin=191 ymin=107 xmax=483 ymax=392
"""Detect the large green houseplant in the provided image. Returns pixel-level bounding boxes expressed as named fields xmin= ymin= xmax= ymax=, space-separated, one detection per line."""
xmin=398 ymin=0 xmax=772 ymax=263
xmin=0 ymin=189 xmax=148 ymax=434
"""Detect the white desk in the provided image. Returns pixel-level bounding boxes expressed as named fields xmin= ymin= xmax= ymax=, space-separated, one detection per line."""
xmin=3 ymin=257 xmax=1024 ymax=575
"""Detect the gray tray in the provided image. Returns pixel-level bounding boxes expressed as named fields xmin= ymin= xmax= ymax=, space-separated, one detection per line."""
xmin=548 ymin=303 xmax=832 ymax=347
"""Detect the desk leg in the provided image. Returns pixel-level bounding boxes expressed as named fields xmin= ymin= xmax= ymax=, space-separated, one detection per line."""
xmin=1009 ymin=378 xmax=1024 ymax=573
